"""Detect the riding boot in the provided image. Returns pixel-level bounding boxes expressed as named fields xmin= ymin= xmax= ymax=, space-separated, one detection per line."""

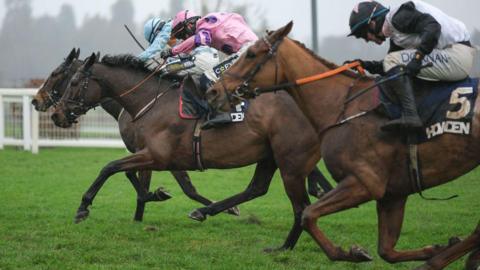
xmin=201 ymin=111 xmax=233 ymax=130
xmin=381 ymin=66 xmax=423 ymax=132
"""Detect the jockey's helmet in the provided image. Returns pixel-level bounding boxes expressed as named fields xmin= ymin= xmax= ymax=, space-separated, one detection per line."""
xmin=348 ymin=1 xmax=389 ymax=39
xmin=171 ymin=10 xmax=200 ymax=40
xmin=144 ymin=17 xmax=166 ymax=44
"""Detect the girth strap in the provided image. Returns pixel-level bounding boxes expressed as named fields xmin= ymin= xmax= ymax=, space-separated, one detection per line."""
xmin=193 ymin=120 xmax=205 ymax=171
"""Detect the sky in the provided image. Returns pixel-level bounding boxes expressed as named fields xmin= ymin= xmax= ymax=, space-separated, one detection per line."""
xmin=1 ymin=0 xmax=480 ymax=43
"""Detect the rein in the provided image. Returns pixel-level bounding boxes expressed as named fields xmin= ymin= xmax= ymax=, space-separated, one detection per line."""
xmin=119 ymin=65 xmax=163 ymax=98
xmin=253 ymin=61 xmax=366 ymax=96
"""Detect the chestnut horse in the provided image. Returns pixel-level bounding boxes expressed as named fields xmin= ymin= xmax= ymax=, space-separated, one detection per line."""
xmin=50 ymin=52 xmax=325 ymax=250
xmin=32 ymin=48 xmax=239 ymax=222
xmin=206 ymin=22 xmax=480 ymax=269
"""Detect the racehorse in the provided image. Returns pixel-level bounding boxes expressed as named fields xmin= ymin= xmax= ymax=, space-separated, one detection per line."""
xmin=50 ymin=52 xmax=325 ymax=250
xmin=32 ymin=48 xmax=239 ymax=222
xmin=205 ymin=22 xmax=480 ymax=269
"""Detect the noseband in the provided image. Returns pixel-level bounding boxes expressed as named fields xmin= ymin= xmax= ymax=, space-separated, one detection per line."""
xmin=63 ymin=69 xmax=101 ymax=123
xmin=45 ymin=62 xmax=76 ymax=107
xmin=222 ymin=36 xmax=284 ymax=105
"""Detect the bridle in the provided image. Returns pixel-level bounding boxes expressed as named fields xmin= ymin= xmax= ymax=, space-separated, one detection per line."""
xmin=44 ymin=61 xmax=77 ymax=107
xmin=62 ymin=69 xmax=103 ymax=123
xmin=221 ymin=36 xmax=284 ymax=106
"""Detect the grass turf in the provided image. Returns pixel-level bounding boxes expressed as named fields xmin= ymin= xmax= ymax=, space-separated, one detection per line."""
xmin=0 ymin=147 xmax=478 ymax=269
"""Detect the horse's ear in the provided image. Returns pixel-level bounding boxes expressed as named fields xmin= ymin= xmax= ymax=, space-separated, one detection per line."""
xmin=85 ymin=52 xmax=96 ymax=69
xmin=66 ymin=48 xmax=76 ymax=63
xmin=278 ymin=21 xmax=293 ymax=38
xmin=95 ymin=51 xmax=101 ymax=62
xmin=75 ymin=48 xmax=81 ymax=59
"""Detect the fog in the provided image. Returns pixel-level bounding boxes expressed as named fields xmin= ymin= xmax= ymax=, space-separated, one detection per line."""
xmin=0 ymin=0 xmax=479 ymax=86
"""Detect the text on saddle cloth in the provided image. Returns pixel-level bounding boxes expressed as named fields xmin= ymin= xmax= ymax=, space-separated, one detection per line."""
xmin=379 ymin=77 xmax=479 ymax=143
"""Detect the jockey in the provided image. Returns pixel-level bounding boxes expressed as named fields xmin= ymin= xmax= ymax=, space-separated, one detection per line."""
xmin=138 ymin=17 xmax=174 ymax=63
xmin=346 ymin=1 xmax=476 ymax=131
xmin=161 ymin=10 xmax=258 ymax=129
xmin=138 ymin=17 xmax=220 ymax=77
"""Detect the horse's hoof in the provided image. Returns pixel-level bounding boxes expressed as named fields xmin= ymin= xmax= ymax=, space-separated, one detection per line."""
xmin=154 ymin=188 xmax=172 ymax=201
xmin=448 ymin=236 xmax=462 ymax=246
xmin=188 ymin=209 xmax=206 ymax=222
xmin=349 ymin=245 xmax=373 ymax=262
xmin=74 ymin=210 xmax=90 ymax=224
xmin=224 ymin=206 xmax=240 ymax=216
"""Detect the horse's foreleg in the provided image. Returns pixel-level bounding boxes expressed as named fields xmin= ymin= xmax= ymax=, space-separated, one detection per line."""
xmin=128 ymin=170 xmax=171 ymax=222
xmin=75 ymin=150 xmax=155 ymax=223
xmin=414 ymin=222 xmax=480 ymax=270
xmin=301 ymin=175 xmax=374 ymax=262
xmin=264 ymin=172 xmax=311 ymax=252
xmin=377 ymin=197 xmax=459 ymax=263
xmin=188 ymin=158 xmax=277 ymax=222
xmin=307 ymin=166 xmax=333 ymax=198
xmin=171 ymin=171 xmax=240 ymax=216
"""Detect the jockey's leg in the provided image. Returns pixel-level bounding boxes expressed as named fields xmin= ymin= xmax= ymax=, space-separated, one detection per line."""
xmin=381 ymin=66 xmax=422 ymax=132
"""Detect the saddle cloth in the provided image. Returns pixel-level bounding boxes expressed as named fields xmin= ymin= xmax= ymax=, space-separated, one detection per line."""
xmin=179 ymin=83 xmax=249 ymax=121
xmin=378 ymin=77 xmax=478 ymax=143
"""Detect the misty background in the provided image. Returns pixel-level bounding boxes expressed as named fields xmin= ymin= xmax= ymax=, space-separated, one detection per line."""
xmin=1 ymin=0 xmax=480 ymax=87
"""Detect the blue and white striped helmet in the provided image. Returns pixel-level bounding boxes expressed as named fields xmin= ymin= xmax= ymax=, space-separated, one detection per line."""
xmin=143 ymin=17 xmax=165 ymax=44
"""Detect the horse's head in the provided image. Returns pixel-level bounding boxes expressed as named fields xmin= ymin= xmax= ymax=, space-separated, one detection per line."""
xmin=52 ymin=52 xmax=104 ymax=128
xmin=206 ymin=21 xmax=293 ymax=112
xmin=32 ymin=48 xmax=81 ymax=111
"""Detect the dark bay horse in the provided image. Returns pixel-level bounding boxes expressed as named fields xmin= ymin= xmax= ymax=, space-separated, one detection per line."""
xmin=206 ymin=22 xmax=480 ymax=269
xmin=32 ymin=48 xmax=239 ymax=222
xmin=50 ymin=52 xmax=324 ymax=250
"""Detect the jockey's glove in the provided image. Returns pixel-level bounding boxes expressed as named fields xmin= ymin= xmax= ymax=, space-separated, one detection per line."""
xmin=344 ymin=59 xmax=385 ymax=75
xmin=406 ymin=51 xmax=425 ymax=76
xmin=160 ymin=48 xmax=173 ymax=59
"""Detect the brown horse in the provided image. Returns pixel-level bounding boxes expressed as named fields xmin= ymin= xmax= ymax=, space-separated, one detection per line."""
xmin=206 ymin=22 xmax=480 ymax=269
xmin=32 ymin=48 xmax=239 ymax=222
xmin=50 ymin=52 xmax=325 ymax=250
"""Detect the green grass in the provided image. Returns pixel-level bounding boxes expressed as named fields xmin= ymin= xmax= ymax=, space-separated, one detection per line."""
xmin=0 ymin=147 xmax=478 ymax=269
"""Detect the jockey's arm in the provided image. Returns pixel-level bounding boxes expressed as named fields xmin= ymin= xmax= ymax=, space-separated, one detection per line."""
xmin=171 ymin=29 xmax=213 ymax=56
xmin=138 ymin=21 xmax=173 ymax=61
xmin=390 ymin=2 xmax=441 ymax=56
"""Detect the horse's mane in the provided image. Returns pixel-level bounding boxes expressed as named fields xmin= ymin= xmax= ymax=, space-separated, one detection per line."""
xmin=101 ymin=54 xmax=150 ymax=73
xmin=289 ymin=38 xmax=366 ymax=80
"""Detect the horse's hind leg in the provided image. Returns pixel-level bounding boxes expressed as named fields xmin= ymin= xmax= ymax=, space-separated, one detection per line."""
xmin=301 ymin=175 xmax=374 ymax=262
xmin=307 ymin=166 xmax=333 ymax=198
xmin=188 ymin=158 xmax=277 ymax=222
xmin=377 ymin=197 xmax=460 ymax=263
xmin=414 ymin=221 xmax=480 ymax=270
xmin=170 ymin=171 xmax=239 ymax=216
xmin=75 ymin=150 xmax=155 ymax=223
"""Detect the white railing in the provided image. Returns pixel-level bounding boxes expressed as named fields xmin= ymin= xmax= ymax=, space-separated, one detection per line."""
xmin=0 ymin=88 xmax=125 ymax=154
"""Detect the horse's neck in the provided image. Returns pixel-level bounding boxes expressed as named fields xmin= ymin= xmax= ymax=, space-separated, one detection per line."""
xmin=96 ymin=64 xmax=166 ymax=118
xmin=280 ymin=42 xmax=360 ymax=133
xmin=100 ymin=99 xmax=123 ymax=121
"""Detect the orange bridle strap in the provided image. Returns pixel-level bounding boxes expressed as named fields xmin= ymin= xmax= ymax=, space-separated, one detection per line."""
xmin=295 ymin=61 xmax=365 ymax=86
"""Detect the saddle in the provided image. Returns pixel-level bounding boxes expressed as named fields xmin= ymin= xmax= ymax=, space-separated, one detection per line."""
xmin=377 ymin=76 xmax=478 ymax=143
xmin=178 ymin=75 xmax=249 ymax=121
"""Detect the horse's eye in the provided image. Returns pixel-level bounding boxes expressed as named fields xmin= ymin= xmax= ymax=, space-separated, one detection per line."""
xmin=246 ymin=50 xmax=256 ymax=59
